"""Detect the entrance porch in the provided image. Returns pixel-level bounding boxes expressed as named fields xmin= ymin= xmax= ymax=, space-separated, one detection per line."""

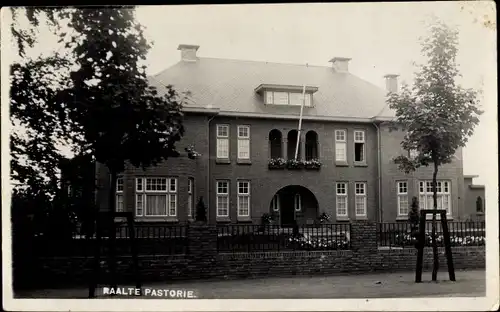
xmin=269 ymin=185 xmax=319 ymax=226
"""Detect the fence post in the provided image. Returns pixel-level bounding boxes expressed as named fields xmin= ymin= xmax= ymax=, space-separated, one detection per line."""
xmin=187 ymin=224 xmax=218 ymax=278
xmin=350 ymin=221 xmax=378 ymax=253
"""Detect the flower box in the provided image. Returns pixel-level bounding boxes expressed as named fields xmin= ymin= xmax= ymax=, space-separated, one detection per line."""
xmin=286 ymin=159 xmax=304 ymax=170
xmin=304 ymin=159 xmax=322 ymax=170
xmin=268 ymin=158 xmax=287 ymax=170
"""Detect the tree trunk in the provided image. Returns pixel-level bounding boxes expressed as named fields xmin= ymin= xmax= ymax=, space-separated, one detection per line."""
xmin=431 ymin=160 xmax=439 ymax=281
xmin=108 ymin=169 xmax=118 ymax=292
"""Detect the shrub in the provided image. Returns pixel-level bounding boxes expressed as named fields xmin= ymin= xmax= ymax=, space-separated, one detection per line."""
xmin=318 ymin=212 xmax=331 ymax=223
xmin=195 ymin=196 xmax=207 ymax=223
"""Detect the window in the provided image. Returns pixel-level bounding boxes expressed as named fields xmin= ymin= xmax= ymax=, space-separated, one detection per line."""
xmin=289 ymin=92 xmax=312 ymax=106
xmin=237 ymin=125 xmax=250 ymax=160
xmin=305 ymin=131 xmax=318 ymax=160
xmin=187 ymin=178 xmax=194 ymax=218
xmin=355 ymin=182 xmax=367 ymax=216
xmin=476 ymin=196 xmax=483 ymax=213
xmin=336 ymin=182 xmax=348 ymax=217
xmin=270 ymin=194 xmax=280 ymax=212
xmin=418 ymin=180 xmax=451 ymax=215
xmin=294 ymin=194 xmax=302 ymax=212
xmin=116 ymin=177 xmax=124 ymax=212
xmin=135 ymin=177 xmax=177 ymax=217
xmin=269 ymin=129 xmax=283 ymax=159
xmin=216 ymin=181 xmax=229 ymax=217
xmin=274 ymin=92 xmax=289 ymax=105
xmin=287 ymin=130 xmax=300 ymax=160
xmin=397 ymin=181 xmax=409 ymax=216
xmin=265 ymin=91 xmax=274 ymax=104
xmin=265 ymin=91 xmax=312 ymax=107
xmin=216 ymin=124 xmax=229 ymax=159
xmin=237 ymin=181 xmax=250 ymax=217
xmin=354 ymin=130 xmax=365 ymax=162
xmin=335 ymin=130 xmax=347 ymax=162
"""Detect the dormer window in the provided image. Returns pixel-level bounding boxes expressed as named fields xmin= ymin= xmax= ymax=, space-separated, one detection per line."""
xmin=265 ymin=91 xmax=312 ymax=107
xmin=255 ymin=84 xmax=317 ymax=107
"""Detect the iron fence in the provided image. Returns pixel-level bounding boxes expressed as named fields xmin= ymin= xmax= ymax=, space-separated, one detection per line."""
xmin=32 ymin=223 xmax=189 ymax=257
xmin=217 ymin=223 xmax=351 ymax=253
xmin=377 ymin=221 xmax=486 ymax=248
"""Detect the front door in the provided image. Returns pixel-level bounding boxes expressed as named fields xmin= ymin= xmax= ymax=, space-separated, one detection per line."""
xmin=280 ymin=191 xmax=296 ymax=227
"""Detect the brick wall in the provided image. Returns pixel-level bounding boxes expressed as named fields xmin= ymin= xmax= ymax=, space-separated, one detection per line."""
xmin=463 ymin=177 xmax=485 ymax=221
xmin=24 ymin=222 xmax=484 ymax=289
xmin=94 ymin=114 xmax=469 ymax=224
xmin=208 ymin=117 xmax=379 ymax=224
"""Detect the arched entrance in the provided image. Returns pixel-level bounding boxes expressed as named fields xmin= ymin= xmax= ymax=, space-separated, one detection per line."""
xmin=269 ymin=185 xmax=319 ymax=227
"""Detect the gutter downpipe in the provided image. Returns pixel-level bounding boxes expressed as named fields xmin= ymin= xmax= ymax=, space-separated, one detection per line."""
xmin=207 ymin=114 xmax=216 ymax=223
xmin=373 ymin=121 xmax=383 ymax=223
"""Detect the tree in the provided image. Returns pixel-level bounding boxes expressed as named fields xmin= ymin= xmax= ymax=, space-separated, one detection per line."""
xmin=195 ymin=197 xmax=207 ymax=223
xmin=57 ymin=8 xmax=186 ymax=294
xmin=10 ymin=7 xmax=73 ymax=199
xmin=10 ymin=7 xmax=189 ymax=294
xmin=387 ymin=20 xmax=482 ymax=281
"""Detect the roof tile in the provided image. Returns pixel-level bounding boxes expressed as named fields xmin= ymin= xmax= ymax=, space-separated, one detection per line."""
xmin=149 ymin=57 xmax=396 ymax=120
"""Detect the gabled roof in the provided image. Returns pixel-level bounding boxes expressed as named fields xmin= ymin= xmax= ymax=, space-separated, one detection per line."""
xmin=149 ymin=57 xmax=396 ymax=122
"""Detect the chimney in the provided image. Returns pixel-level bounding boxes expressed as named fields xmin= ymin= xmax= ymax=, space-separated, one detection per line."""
xmin=384 ymin=74 xmax=399 ymax=93
xmin=177 ymin=44 xmax=200 ymax=62
xmin=329 ymin=57 xmax=351 ymax=72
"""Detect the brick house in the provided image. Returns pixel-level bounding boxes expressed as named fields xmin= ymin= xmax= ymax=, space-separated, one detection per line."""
xmin=94 ymin=44 xmax=481 ymax=225
xmin=463 ymin=175 xmax=486 ymax=221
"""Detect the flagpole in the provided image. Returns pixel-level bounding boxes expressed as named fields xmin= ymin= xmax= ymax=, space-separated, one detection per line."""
xmin=294 ymin=84 xmax=306 ymax=161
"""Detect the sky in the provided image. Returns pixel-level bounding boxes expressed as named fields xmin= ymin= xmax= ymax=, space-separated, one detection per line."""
xmin=135 ymin=2 xmax=496 ymax=186
xmin=3 ymin=2 xmax=497 ymax=185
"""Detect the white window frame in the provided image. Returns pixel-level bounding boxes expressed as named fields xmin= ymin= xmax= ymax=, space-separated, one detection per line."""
xmin=335 ymin=130 xmax=347 ymax=162
xmin=294 ymin=194 xmax=302 ymax=212
xmin=237 ymin=181 xmax=251 ymax=217
xmin=354 ymin=130 xmax=366 ymax=163
xmin=397 ymin=181 xmax=409 ymax=216
xmin=336 ymin=182 xmax=348 ymax=217
xmin=135 ymin=177 xmax=177 ymax=217
xmin=116 ymin=177 xmax=124 ymax=212
xmin=265 ymin=91 xmax=274 ymax=104
xmin=271 ymin=194 xmax=280 ymax=212
xmin=216 ymin=180 xmax=230 ymax=217
xmin=418 ymin=180 xmax=452 ymax=215
xmin=237 ymin=125 xmax=250 ymax=160
xmin=187 ymin=178 xmax=194 ymax=218
xmin=216 ymin=124 xmax=230 ymax=159
xmin=355 ymin=182 xmax=367 ymax=217
xmin=265 ymin=91 xmax=312 ymax=107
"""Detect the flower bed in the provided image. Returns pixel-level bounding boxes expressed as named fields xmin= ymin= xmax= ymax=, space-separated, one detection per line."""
xmin=286 ymin=233 xmax=350 ymax=250
xmin=217 ymin=230 xmax=351 ymax=252
xmin=394 ymin=232 xmax=485 ymax=247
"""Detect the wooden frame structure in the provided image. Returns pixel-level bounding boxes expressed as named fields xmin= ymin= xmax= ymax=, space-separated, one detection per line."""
xmin=88 ymin=211 xmax=141 ymax=298
xmin=415 ymin=209 xmax=456 ymax=282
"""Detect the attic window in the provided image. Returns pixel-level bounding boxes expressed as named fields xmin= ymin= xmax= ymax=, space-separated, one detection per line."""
xmin=265 ymin=91 xmax=312 ymax=107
